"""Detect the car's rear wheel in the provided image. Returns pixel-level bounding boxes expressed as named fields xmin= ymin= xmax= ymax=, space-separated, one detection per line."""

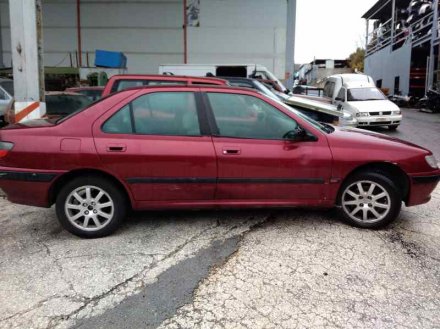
xmin=339 ymin=172 xmax=401 ymax=229
xmin=56 ymin=176 xmax=126 ymax=238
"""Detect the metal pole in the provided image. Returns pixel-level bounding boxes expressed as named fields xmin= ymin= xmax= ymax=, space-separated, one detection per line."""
xmin=77 ymin=0 xmax=82 ymax=67
xmin=366 ymin=19 xmax=369 ymax=51
xmin=0 ymin=7 xmax=3 ymax=68
xmin=9 ymin=0 xmax=46 ymax=122
xmin=428 ymin=0 xmax=439 ymax=89
xmin=285 ymin=0 xmax=297 ymax=90
xmin=183 ymin=0 xmax=188 ymax=64
xmin=390 ymin=0 xmax=396 ymax=51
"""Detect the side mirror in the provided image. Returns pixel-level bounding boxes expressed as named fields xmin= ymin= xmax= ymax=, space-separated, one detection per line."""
xmin=283 ymin=126 xmax=308 ymax=141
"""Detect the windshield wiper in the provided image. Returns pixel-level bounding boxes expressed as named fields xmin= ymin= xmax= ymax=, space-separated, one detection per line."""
xmin=319 ymin=122 xmax=335 ymax=134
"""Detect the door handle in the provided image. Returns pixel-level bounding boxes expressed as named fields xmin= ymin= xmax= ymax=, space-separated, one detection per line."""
xmin=106 ymin=144 xmax=126 ymax=152
xmin=222 ymin=148 xmax=241 ymax=155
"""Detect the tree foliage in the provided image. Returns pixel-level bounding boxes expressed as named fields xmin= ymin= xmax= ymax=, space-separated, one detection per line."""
xmin=348 ymin=48 xmax=365 ymax=72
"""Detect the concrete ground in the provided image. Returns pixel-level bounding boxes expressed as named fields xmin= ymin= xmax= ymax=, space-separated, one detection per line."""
xmin=0 ymin=108 xmax=439 ymax=329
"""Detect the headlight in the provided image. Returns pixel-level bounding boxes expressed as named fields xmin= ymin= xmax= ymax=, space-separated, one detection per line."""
xmin=425 ymin=155 xmax=439 ymax=169
xmin=342 ymin=112 xmax=353 ymax=120
xmin=356 ymin=112 xmax=369 ymax=117
xmin=395 ymin=110 xmax=402 ymax=115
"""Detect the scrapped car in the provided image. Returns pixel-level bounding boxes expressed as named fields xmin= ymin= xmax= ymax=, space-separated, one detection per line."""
xmin=102 ymin=74 xmax=228 ymax=97
xmin=0 ymin=85 xmax=438 ymax=238
xmin=66 ymin=86 xmax=104 ymax=102
xmin=219 ymin=76 xmax=284 ymax=101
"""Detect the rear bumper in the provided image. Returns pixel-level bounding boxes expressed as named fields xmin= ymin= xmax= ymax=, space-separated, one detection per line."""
xmin=407 ymin=172 xmax=440 ymax=206
xmin=0 ymin=168 xmax=63 ymax=207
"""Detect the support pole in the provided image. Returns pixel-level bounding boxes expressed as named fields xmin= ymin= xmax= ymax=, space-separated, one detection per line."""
xmin=0 ymin=7 xmax=3 ymax=68
xmin=428 ymin=0 xmax=439 ymax=89
xmin=77 ymin=0 xmax=82 ymax=68
xmin=9 ymin=0 xmax=45 ymax=122
xmin=366 ymin=19 xmax=369 ymax=51
xmin=285 ymin=0 xmax=296 ymax=90
xmin=183 ymin=0 xmax=188 ymax=64
xmin=390 ymin=0 xmax=396 ymax=51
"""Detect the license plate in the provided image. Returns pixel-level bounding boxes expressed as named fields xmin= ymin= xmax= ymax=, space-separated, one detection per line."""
xmin=376 ymin=117 xmax=388 ymax=122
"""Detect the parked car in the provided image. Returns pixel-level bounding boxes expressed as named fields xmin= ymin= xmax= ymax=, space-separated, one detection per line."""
xmin=218 ymin=76 xmax=284 ymax=101
xmin=324 ymin=74 xmax=402 ymax=130
xmin=5 ymin=92 xmax=92 ymax=124
xmin=0 ymin=79 xmax=14 ymax=126
xmin=66 ymin=86 xmax=104 ymax=102
xmin=159 ymin=64 xmax=289 ymax=94
xmin=285 ymin=96 xmax=357 ymax=127
xmin=102 ymin=74 xmax=228 ymax=97
xmin=0 ymin=85 xmax=438 ymax=238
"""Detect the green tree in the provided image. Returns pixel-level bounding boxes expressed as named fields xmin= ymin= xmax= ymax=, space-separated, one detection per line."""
xmin=348 ymin=48 xmax=365 ymax=72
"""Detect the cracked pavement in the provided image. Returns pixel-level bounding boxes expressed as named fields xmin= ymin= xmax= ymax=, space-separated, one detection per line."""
xmin=0 ymin=108 xmax=439 ymax=329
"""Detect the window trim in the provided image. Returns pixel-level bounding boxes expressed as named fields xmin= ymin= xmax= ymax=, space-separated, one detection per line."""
xmin=202 ymin=91 xmax=307 ymax=142
xmin=100 ymin=90 xmax=208 ymax=137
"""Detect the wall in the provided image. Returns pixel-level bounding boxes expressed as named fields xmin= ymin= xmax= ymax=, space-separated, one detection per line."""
xmin=365 ymin=42 xmax=412 ymax=95
xmin=0 ymin=0 xmax=286 ymax=77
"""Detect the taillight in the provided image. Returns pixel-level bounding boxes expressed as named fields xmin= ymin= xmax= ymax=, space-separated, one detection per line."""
xmin=0 ymin=142 xmax=14 ymax=158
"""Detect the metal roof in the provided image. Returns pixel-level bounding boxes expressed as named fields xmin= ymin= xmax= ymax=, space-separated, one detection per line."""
xmin=362 ymin=0 xmax=411 ymax=20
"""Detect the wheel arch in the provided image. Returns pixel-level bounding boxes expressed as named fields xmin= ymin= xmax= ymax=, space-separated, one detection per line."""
xmin=336 ymin=162 xmax=410 ymax=205
xmin=48 ymin=168 xmax=133 ymax=208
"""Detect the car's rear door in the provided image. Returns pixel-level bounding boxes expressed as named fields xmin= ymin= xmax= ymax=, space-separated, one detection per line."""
xmin=203 ymin=90 xmax=333 ymax=202
xmin=93 ymin=87 xmax=217 ymax=202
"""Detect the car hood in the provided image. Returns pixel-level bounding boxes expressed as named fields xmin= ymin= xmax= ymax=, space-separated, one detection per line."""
xmin=347 ymin=100 xmax=399 ymax=113
xmin=327 ymin=126 xmax=430 ymax=154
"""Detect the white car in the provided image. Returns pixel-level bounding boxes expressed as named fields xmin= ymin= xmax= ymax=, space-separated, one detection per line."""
xmin=0 ymin=79 xmax=14 ymax=127
xmin=334 ymin=83 xmax=402 ymax=130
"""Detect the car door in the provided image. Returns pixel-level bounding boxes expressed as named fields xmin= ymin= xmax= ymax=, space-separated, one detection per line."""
xmin=93 ymin=88 xmax=217 ymax=202
xmin=203 ymin=91 xmax=333 ymax=201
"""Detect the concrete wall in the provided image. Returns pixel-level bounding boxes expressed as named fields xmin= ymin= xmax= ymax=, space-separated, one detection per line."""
xmin=0 ymin=0 xmax=286 ymax=77
xmin=365 ymin=42 xmax=412 ymax=95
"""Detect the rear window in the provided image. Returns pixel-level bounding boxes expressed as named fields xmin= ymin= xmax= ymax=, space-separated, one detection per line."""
xmin=46 ymin=94 xmax=92 ymax=116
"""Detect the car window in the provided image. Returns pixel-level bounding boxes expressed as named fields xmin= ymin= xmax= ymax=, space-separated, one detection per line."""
xmin=102 ymin=105 xmax=133 ymax=134
xmin=0 ymin=88 xmax=7 ymax=100
xmin=0 ymin=81 xmax=14 ymax=96
xmin=336 ymin=88 xmax=346 ymax=101
xmin=46 ymin=95 xmax=92 ymax=116
xmin=207 ymin=93 xmax=298 ymax=140
xmin=103 ymin=92 xmax=201 ymax=136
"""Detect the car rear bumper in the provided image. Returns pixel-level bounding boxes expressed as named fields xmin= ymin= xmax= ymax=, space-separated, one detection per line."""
xmin=407 ymin=172 xmax=440 ymax=206
xmin=0 ymin=167 xmax=64 ymax=207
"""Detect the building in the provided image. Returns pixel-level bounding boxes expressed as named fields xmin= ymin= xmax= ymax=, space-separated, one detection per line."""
xmin=0 ymin=0 xmax=291 ymax=78
xmin=296 ymin=59 xmax=351 ymax=86
xmin=362 ymin=0 xmax=439 ymax=97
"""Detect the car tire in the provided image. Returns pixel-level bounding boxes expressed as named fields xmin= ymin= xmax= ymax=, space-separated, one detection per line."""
xmin=388 ymin=125 xmax=399 ymax=131
xmin=338 ymin=172 xmax=401 ymax=229
xmin=55 ymin=176 xmax=127 ymax=238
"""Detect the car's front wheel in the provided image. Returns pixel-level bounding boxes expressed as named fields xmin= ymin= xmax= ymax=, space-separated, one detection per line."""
xmin=56 ymin=176 xmax=126 ymax=238
xmin=339 ymin=172 xmax=401 ymax=229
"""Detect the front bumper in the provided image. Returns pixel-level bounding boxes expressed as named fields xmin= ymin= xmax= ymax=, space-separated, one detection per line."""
xmin=356 ymin=114 xmax=402 ymax=127
xmin=407 ymin=171 xmax=440 ymax=206
xmin=0 ymin=167 xmax=64 ymax=207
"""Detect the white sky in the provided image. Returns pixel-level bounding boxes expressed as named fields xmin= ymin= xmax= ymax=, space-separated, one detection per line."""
xmin=294 ymin=0 xmax=378 ymax=64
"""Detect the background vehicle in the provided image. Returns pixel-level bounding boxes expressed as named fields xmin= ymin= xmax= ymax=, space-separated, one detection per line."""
xmin=323 ymin=74 xmax=402 ymax=130
xmin=159 ymin=64 xmax=289 ymax=94
xmin=218 ymin=76 xmax=283 ymax=101
xmin=0 ymin=79 xmax=14 ymax=127
xmin=66 ymin=86 xmax=104 ymax=102
xmin=0 ymin=85 xmax=438 ymax=238
xmin=102 ymin=74 xmax=228 ymax=97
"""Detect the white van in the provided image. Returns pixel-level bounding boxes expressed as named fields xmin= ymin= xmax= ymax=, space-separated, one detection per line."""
xmin=159 ymin=64 xmax=289 ymax=94
xmin=323 ymin=74 xmax=402 ymax=130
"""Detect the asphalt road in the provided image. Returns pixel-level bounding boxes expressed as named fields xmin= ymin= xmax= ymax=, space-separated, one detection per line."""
xmin=0 ymin=109 xmax=439 ymax=329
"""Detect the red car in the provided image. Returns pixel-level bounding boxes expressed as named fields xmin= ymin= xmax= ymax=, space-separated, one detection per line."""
xmin=0 ymin=85 xmax=438 ymax=238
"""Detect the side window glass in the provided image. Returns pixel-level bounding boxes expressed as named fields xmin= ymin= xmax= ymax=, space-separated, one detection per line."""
xmin=0 ymin=89 xmax=5 ymax=100
xmin=132 ymin=92 xmax=200 ymax=136
xmin=207 ymin=93 xmax=298 ymax=140
xmin=337 ymin=88 xmax=345 ymax=101
xmin=102 ymin=105 xmax=133 ymax=134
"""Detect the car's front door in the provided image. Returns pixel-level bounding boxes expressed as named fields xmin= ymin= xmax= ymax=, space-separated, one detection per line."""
xmin=204 ymin=91 xmax=333 ymax=202
xmin=93 ymin=89 xmax=217 ymax=202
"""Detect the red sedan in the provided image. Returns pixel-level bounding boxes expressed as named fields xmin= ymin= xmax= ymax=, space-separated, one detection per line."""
xmin=0 ymin=85 xmax=438 ymax=238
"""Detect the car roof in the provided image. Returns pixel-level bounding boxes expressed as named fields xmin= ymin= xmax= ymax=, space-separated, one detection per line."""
xmin=119 ymin=83 xmax=265 ymax=95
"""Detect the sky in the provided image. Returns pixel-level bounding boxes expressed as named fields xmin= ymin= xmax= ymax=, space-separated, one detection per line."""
xmin=294 ymin=0 xmax=378 ymax=64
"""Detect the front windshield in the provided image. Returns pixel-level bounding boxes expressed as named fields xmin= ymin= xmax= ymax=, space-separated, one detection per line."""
xmin=347 ymin=87 xmax=385 ymax=101
xmin=0 ymin=81 xmax=14 ymax=96
xmin=253 ymin=80 xmax=279 ymax=100
xmin=271 ymin=97 xmax=334 ymax=134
